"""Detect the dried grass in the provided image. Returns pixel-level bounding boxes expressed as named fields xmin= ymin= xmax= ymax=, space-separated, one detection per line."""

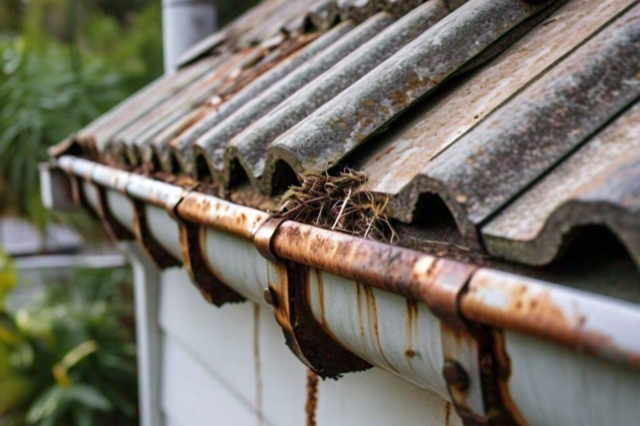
xmin=275 ymin=169 xmax=397 ymax=243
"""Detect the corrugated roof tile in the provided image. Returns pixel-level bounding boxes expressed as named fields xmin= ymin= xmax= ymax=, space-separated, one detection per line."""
xmin=394 ymin=5 xmax=640 ymax=247
xmin=482 ymin=101 xmax=640 ymax=266
xmin=223 ymin=0 xmax=451 ymax=187
xmin=50 ymin=0 xmax=640 ymax=274
xmin=168 ymin=21 xmax=354 ymax=174
xmin=193 ymin=12 xmax=397 ymax=185
xmin=261 ymin=0 xmax=561 ymax=192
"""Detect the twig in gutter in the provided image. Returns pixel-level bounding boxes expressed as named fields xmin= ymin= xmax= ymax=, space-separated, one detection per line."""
xmin=275 ymin=168 xmax=397 ymax=243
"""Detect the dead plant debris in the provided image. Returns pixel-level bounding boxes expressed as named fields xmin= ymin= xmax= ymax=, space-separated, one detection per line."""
xmin=275 ymin=169 xmax=397 ymax=243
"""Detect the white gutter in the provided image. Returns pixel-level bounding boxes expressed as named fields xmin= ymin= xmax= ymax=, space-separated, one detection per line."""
xmin=41 ymin=157 xmax=640 ymax=426
xmin=163 ymin=0 xmax=217 ymax=73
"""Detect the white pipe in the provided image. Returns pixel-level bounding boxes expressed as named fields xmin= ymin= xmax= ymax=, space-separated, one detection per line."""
xmin=14 ymin=254 xmax=126 ymax=270
xmin=163 ymin=0 xmax=217 ymax=73
xmin=121 ymin=242 xmax=163 ymax=426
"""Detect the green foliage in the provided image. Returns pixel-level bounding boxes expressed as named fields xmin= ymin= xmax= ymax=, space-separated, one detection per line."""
xmin=0 ymin=38 xmax=124 ymax=213
xmin=0 ymin=0 xmax=163 ymax=220
xmin=0 ymin=248 xmax=17 ymax=309
xmin=0 ymin=267 xmax=138 ymax=426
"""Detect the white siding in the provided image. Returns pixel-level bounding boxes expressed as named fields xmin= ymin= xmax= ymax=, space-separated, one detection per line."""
xmin=157 ymin=267 xmax=461 ymax=426
xmin=161 ymin=336 xmax=257 ymax=426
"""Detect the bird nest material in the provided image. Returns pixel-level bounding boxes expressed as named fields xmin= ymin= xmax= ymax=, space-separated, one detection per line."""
xmin=275 ymin=169 xmax=397 ymax=242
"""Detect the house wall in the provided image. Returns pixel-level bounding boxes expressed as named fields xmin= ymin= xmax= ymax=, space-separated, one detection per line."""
xmin=157 ymin=267 xmax=462 ymax=426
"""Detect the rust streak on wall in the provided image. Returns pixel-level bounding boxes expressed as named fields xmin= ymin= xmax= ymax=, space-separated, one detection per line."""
xmin=445 ymin=403 xmax=451 ymax=426
xmin=305 ymin=369 xmax=319 ymax=426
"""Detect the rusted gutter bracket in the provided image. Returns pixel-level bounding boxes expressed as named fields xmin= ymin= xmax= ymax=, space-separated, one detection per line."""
xmin=169 ymin=190 xmax=245 ymax=306
xmin=419 ymin=262 xmax=524 ymax=426
xmin=131 ymin=197 xmax=182 ymax=269
xmin=416 ymin=258 xmax=490 ymax=424
xmin=49 ymin=157 xmax=640 ymax=371
xmin=254 ymin=217 xmax=288 ymax=262
xmin=90 ymin=167 xmax=136 ymax=241
xmin=95 ymin=184 xmax=135 ymax=241
xmin=124 ymin=176 xmax=187 ymax=269
xmin=255 ymin=218 xmax=372 ymax=378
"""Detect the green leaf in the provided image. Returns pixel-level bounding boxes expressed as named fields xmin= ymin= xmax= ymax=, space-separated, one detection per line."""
xmin=66 ymin=384 xmax=113 ymax=412
xmin=26 ymin=385 xmax=64 ymax=424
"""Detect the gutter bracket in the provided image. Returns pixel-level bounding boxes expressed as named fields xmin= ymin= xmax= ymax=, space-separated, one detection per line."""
xmin=95 ymin=182 xmax=136 ymax=241
xmin=254 ymin=217 xmax=288 ymax=262
xmin=419 ymin=259 xmax=523 ymax=425
xmin=62 ymin=165 xmax=101 ymax=220
xmin=255 ymin=218 xmax=372 ymax=379
xmin=169 ymin=188 xmax=245 ymax=306
xmin=131 ymin=195 xmax=182 ymax=270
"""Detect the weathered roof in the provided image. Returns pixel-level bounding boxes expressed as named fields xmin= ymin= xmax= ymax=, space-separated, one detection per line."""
xmin=52 ymin=0 xmax=640 ymax=290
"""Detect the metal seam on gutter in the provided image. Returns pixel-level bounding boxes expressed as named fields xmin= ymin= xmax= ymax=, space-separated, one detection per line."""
xmin=53 ymin=155 xmax=640 ymax=368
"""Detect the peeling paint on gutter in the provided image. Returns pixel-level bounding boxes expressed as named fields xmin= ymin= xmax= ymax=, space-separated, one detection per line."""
xmin=53 ymin=155 xmax=640 ymax=367
xmin=46 ymin=155 xmax=640 ymax=425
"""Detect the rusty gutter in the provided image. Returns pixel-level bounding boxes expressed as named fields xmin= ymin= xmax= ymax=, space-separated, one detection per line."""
xmin=53 ymin=154 xmax=640 ymax=371
xmin=46 ymin=155 xmax=640 ymax=424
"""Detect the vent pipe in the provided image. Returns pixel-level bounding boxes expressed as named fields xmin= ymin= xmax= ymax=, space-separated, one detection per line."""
xmin=162 ymin=0 xmax=217 ymax=73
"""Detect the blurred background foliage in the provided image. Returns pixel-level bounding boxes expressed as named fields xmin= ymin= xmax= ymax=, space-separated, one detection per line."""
xmin=0 ymin=0 xmax=164 ymax=224
xmin=0 ymin=0 xmax=260 ymax=226
xmin=0 ymin=1 xmax=160 ymax=424
xmin=0 ymin=264 xmax=137 ymax=426
xmin=0 ymin=1 xmax=259 ymax=424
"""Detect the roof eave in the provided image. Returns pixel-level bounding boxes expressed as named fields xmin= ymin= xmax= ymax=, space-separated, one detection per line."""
xmin=42 ymin=155 xmax=640 ymax=424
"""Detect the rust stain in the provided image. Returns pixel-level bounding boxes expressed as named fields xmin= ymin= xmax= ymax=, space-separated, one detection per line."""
xmin=462 ymin=274 xmax=640 ymax=366
xmin=416 ymin=258 xmax=476 ymax=329
xmin=406 ymin=299 xmax=417 ymax=343
xmin=130 ymin=198 xmax=182 ymax=269
xmin=440 ymin=321 xmax=475 ymax=360
xmin=254 ymin=304 xmax=264 ymax=426
xmin=177 ymin=223 xmax=243 ymax=306
xmin=493 ymin=330 xmax=527 ymax=426
xmin=270 ymin=262 xmax=294 ymax=335
xmin=364 ymin=285 xmax=398 ymax=373
xmin=405 ymin=348 xmax=416 ymax=358
xmin=280 ymin=263 xmax=371 ymax=378
xmin=445 ymin=403 xmax=451 ymax=426
xmin=272 ymin=221 xmax=431 ymax=300
xmin=439 ymin=322 xmax=474 ymax=412
xmin=305 ymin=369 xmax=319 ymax=426
xmin=177 ymin=192 xmax=269 ymax=241
xmin=405 ymin=299 xmax=418 ymax=363
xmin=356 ymin=283 xmax=365 ymax=339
